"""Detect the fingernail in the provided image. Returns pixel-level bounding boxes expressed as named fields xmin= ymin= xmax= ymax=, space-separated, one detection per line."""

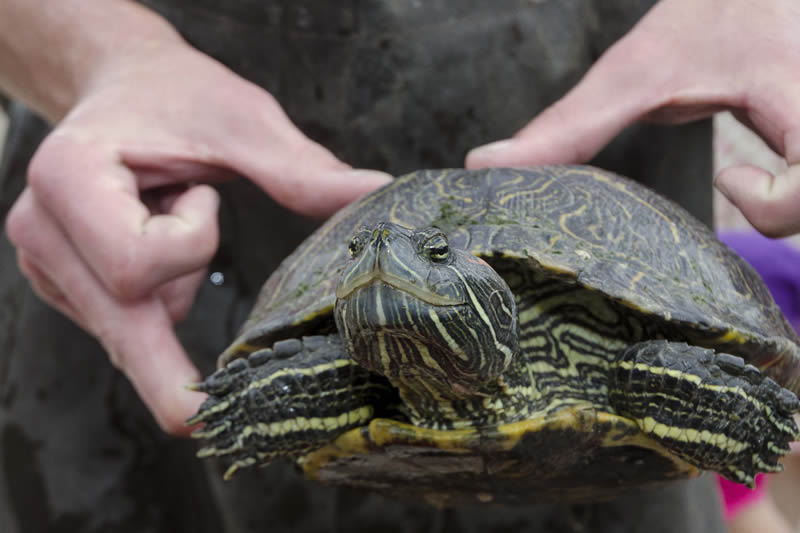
xmin=475 ymin=139 xmax=516 ymax=153
xmin=466 ymin=139 xmax=516 ymax=167
xmin=184 ymin=382 xmax=207 ymax=393
xmin=712 ymin=174 xmax=730 ymax=197
xmin=713 ymin=165 xmax=760 ymax=201
xmin=327 ymin=169 xmax=394 ymax=189
xmin=342 ymin=169 xmax=394 ymax=184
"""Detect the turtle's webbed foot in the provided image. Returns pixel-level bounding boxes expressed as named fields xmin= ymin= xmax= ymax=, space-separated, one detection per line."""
xmin=611 ymin=340 xmax=800 ymax=486
xmin=187 ymin=335 xmax=389 ymax=479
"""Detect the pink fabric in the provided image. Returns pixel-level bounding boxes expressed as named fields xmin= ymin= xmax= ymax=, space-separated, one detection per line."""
xmin=717 ymin=474 xmax=768 ymax=520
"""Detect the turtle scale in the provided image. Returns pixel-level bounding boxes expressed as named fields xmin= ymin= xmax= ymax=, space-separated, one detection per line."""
xmin=223 ymin=166 xmax=800 ymax=392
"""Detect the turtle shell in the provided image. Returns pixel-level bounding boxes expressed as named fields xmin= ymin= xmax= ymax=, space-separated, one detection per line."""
xmin=223 ymin=166 xmax=800 ymax=390
xmin=209 ymin=165 xmax=800 ymax=502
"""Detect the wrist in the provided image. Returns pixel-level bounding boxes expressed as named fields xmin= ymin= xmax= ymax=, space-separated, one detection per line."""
xmin=0 ymin=0 xmax=185 ymax=122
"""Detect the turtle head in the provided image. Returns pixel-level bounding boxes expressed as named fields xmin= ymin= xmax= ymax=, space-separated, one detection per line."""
xmin=334 ymin=222 xmax=519 ymax=398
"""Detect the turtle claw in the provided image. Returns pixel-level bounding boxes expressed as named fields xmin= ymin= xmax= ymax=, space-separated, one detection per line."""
xmin=223 ymin=463 xmax=240 ymax=480
xmin=223 ymin=458 xmax=257 ymax=480
xmin=197 ymin=446 xmax=218 ymax=458
xmin=190 ymin=358 xmax=252 ymax=396
xmin=185 ymin=399 xmax=225 ymax=426
xmin=185 ymin=382 xmax=208 ymax=393
xmin=191 ymin=420 xmax=230 ymax=439
xmin=185 ymin=413 xmax=203 ymax=426
xmin=769 ymin=463 xmax=785 ymax=474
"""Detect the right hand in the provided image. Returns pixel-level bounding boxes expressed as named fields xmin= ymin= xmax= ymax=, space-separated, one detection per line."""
xmin=466 ymin=0 xmax=800 ymax=238
xmin=4 ymin=39 xmax=391 ymax=435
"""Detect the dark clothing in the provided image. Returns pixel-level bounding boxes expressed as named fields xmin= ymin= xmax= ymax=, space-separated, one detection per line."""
xmin=0 ymin=1 xmax=722 ymax=531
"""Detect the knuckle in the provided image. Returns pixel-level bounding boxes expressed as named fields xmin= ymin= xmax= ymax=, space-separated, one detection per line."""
xmin=259 ymin=87 xmax=281 ymax=109
xmin=163 ymin=284 xmax=199 ymax=324
xmin=751 ymin=214 xmax=791 ymax=238
xmin=105 ymin=253 xmax=151 ymax=300
xmin=98 ymin=235 xmax=155 ymax=300
xmin=99 ymin=332 xmax=127 ymax=370
xmin=5 ymin=199 xmax=35 ymax=247
xmin=248 ymin=84 xmax=282 ymax=114
xmin=194 ymin=227 xmax=219 ymax=263
xmin=167 ymin=299 xmax=193 ymax=324
xmin=744 ymin=199 xmax=791 ymax=238
xmin=15 ymin=251 xmax=34 ymax=277
xmin=184 ymin=221 xmax=220 ymax=267
xmin=16 ymin=254 xmax=49 ymax=293
xmin=26 ymin=141 xmax=66 ymax=197
xmin=95 ymin=321 xmax=138 ymax=375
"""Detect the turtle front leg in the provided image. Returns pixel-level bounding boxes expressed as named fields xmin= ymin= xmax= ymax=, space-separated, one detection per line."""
xmin=187 ymin=334 xmax=393 ymax=479
xmin=609 ymin=340 xmax=800 ymax=486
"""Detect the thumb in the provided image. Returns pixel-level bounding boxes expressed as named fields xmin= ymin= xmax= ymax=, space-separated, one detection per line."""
xmin=714 ymin=164 xmax=800 ymax=238
xmin=465 ymin=16 xmax=683 ymax=170
xmin=713 ymin=86 xmax=800 ymax=238
xmin=467 ymin=45 xmax=654 ymax=169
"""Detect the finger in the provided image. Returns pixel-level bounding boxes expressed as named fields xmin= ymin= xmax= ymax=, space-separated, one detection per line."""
xmin=714 ymin=164 xmax=800 ymax=237
xmin=17 ymin=248 xmax=89 ymax=330
xmin=466 ymin=36 xmax=661 ymax=169
xmin=233 ymin=141 xmax=393 ymax=218
xmin=213 ymin=89 xmax=393 ymax=217
xmin=157 ymin=267 xmax=207 ymax=323
xmin=27 ymin=135 xmax=221 ymax=300
xmin=102 ymin=301 xmax=206 ymax=435
xmin=266 ymin=168 xmax=394 ymax=218
xmin=7 ymin=189 xmax=79 ymax=321
xmin=121 ymin=156 xmax=238 ymax=190
xmin=7 ymin=188 xmax=203 ymax=433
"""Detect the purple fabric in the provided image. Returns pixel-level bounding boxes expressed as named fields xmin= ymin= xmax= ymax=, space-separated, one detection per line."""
xmin=718 ymin=231 xmax=800 ymax=332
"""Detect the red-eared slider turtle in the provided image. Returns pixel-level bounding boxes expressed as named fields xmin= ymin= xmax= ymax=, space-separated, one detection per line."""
xmin=188 ymin=166 xmax=800 ymax=505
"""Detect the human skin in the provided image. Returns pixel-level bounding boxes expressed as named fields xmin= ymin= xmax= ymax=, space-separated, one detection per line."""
xmin=3 ymin=0 xmax=800 ymax=435
xmin=0 ymin=0 xmax=391 ymax=434
xmin=468 ymin=0 xmax=800 ymax=238
xmin=727 ymin=498 xmax=794 ymax=533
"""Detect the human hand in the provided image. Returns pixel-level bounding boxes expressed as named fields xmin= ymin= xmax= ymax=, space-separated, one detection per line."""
xmin=4 ymin=37 xmax=391 ymax=435
xmin=466 ymin=0 xmax=800 ymax=237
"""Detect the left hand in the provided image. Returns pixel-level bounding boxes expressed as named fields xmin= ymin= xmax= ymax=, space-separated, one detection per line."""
xmin=4 ymin=32 xmax=391 ymax=434
xmin=466 ymin=0 xmax=800 ymax=237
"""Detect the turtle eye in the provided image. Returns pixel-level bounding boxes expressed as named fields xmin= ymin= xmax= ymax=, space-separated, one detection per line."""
xmin=424 ymin=233 xmax=450 ymax=263
xmin=348 ymin=236 xmax=364 ymax=258
xmin=348 ymin=228 xmax=373 ymax=258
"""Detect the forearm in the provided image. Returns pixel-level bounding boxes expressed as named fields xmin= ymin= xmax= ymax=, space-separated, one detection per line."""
xmin=0 ymin=0 xmax=182 ymax=122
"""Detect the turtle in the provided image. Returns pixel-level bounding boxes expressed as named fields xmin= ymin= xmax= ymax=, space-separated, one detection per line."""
xmin=188 ymin=166 xmax=800 ymax=505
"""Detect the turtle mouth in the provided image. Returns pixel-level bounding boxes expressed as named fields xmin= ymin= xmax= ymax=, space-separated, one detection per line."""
xmin=336 ymin=270 xmax=464 ymax=306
